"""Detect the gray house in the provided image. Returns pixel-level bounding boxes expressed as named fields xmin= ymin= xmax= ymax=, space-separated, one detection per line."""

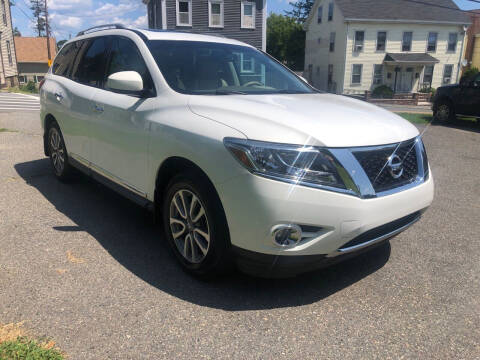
xmin=144 ymin=0 xmax=267 ymax=50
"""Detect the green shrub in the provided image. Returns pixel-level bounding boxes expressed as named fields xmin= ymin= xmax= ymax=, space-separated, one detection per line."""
xmin=462 ymin=66 xmax=479 ymax=81
xmin=19 ymin=81 xmax=38 ymax=94
xmin=419 ymin=87 xmax=436 ymax=97
xmin=371 ymin=85 xmax=394 ymax=99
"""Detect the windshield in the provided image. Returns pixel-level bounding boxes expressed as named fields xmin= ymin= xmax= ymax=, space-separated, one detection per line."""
xmin=147 ymin=40 xmax=315 ymax=95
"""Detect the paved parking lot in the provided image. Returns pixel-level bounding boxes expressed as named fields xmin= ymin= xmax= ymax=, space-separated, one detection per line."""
xmin=0 ymin=111 xmax=479 ymax=359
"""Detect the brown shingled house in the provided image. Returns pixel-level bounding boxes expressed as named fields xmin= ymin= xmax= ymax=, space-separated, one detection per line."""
xmin=14 ymin=36 xmax=56 ymax=85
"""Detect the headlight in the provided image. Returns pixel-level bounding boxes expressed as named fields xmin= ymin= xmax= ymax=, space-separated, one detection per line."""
xmin=224 ymin=138 xmax=358 ymax=193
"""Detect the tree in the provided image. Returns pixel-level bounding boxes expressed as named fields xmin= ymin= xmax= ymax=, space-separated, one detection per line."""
xmin=284 ymin=0 xmax=314 ymax=23
xmin=461 ymin=66 xmax=479 ymax=80
xmin=57 ymin=39 xmax=67 ymax=50
xmin=29 ymin=0 xmax=48 ymax=37
xmin=13 ymin=27 xmax=21 ymax=36
xmin=267 ymin=14 xmax=305 ymax=71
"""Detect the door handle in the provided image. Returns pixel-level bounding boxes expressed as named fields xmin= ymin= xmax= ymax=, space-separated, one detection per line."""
xmin=94 ymin=104 xmax=104 ymax=113
xmin=54 ymin=92 xmax=63 ymax=101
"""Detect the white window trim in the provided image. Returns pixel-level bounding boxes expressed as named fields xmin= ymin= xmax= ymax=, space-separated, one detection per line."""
xmin=208 ymin=0 xmax=224 ymax=28
xmin=351 ymin=64 xmax=363 ymax=85
xmin=353 ymin=30 xmax=365 ymax=53
xmin=375 ymin=31 xmax=387 ymax=52
xmin=328 ymin=2 xmax=334 ymax=21
xmin=402 ymin=31 xmax=413 ymax=52
xmin=176 ymin=0 xmax=192 ymax=27
xmin=422 ymin=64 xmax=434 ymax=86
xmin=442 ymin=64 xmax=454 ymax=85
xmin=426 ymin=32 xmax=438 ymax=53
xmin=241 ymin=1 xmax=255 ymax=29
xmin=329 ymin=32 xmax=335 ymax=52
xmin=240 ymin=53 xmax=255 ymax=73
xmin=317 ymin=5 xmax=323 ymax=24
xmin=372 ymin=64 xmax=384 ymax=86
xmin=447 ymin=32 xmax=458 ymax=53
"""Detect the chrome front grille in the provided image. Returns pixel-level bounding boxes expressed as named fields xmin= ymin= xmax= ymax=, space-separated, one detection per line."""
xmin=352 ymin=138 xmax=419 ymax=193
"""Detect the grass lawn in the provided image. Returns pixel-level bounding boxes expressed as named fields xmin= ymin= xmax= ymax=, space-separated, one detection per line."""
xmin=0 ymin=323 xmax=64 ymax=360
xmin=395 ymin=113 xmax=433 ymax=124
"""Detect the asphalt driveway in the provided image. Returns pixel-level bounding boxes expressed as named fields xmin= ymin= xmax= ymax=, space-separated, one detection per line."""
xmin=0 ymin=111 xmax=479 ymax=359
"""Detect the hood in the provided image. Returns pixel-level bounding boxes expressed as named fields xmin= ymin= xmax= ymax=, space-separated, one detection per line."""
xmin=189 ymin=93 xmax=419 ymax=147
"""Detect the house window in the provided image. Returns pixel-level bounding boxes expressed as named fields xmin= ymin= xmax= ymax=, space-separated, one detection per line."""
xmin=241 ymin=1 xmax=255 ymax=29
xmin=442 ymin=64 xmax=453 ymax=85
xmin=448 ymin=33 xmax=458 ymax=52
xmin=317 ymin=6 xmax=323 ymax=24
xmin=354 ymin=31 xmax=364 ymax=52
xmin=352 ymin=64 xmax=362 ymax=84
xmin=240 ymin=53 xmax=254 ymax=73
xmin=376 ymin=31 xmax=386 ymax=51
xmin=328 ymin=64 xmax=333 ymax=87
xmin=427 ymin=32 xmax=438 ymax=52
xmin=373 ymin=64 xmax=383 ymax=85
xmin=329 ymin=32 xmax=335 ymax=52
xmin=328 ymin=2 xmax=333 ymax=21
xmin=209 ymin=0 xmax=223 ymax=28
xmin=402 ymin=32 xmax=412 ymax=51
xmin=6 ymin=40 xmax=12 ymax=66
xmin=176 ymin=0 xmax=192 ymax=26
xmin=1 ymin=0 xmax=6 ymax=25
xmin=19 ymin=75 xmax=27 ymax=84
xmin=423 ymin=65 xmax=434 ymax=86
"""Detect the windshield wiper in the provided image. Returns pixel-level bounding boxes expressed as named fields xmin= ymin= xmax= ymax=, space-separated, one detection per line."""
xmin=215 ymin=89 xmax=248 ymax=95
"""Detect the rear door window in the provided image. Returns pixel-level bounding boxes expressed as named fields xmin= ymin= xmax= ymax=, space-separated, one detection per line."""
xmin=71 ymin=37 xmax=110 ymax=87
xmin=51 ymin=42 xmax=78 ymax=78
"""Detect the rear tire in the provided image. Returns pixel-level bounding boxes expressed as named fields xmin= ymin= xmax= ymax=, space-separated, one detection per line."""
xmin=162 ymin=171 xmax=232 ymax=278
xmin=434 ymin=101 xmax=455 ymax=123
xmin=47 ymin=122 xmax=73 ymax=182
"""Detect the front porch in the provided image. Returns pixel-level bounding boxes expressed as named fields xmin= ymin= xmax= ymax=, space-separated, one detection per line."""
xmin=380 ymin=53 xmax=440 ymax=93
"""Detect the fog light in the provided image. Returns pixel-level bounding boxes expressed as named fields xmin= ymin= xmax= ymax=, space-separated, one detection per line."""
xmin=271 ymin=224 xmax=302 ymax=247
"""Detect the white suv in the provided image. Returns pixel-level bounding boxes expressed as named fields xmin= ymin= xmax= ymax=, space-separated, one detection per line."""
xmin=40 ymin=25 xmax=434 ymax=278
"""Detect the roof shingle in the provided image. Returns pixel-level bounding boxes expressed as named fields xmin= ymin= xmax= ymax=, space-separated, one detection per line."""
xmin=14 ymin=37 xmax=57 ymax=63
xmin=335 ymin=0 xmax=471 ymax=24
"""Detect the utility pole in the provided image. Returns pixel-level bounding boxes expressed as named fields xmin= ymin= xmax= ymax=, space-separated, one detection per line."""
xmin=44 ymin=0 xmax=51 ymax=66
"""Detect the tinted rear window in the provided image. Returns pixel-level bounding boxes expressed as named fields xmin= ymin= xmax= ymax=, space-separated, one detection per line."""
xmin=52 ymin=43 xmax=78 ymax=77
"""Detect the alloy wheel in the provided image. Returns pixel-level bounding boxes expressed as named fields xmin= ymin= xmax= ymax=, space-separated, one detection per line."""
xmin=169 ymin=189 xmax=210 ymax=264
xmin=49 ymin=127 xmax=65 ymax=174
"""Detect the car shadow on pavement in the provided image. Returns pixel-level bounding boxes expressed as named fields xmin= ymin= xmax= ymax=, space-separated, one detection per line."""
xmin=432 ymin=117 xmax=480 ymax=133
xmin=15 ymin=158 xmax=391 ymax=311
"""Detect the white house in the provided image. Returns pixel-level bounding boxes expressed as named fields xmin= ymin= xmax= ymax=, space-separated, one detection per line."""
xmin=304 ymin=0 xmax=471 ymax=94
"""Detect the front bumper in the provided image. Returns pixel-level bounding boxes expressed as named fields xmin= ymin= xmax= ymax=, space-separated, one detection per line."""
xmin=216 ymin=172 xmax=433 ymax=255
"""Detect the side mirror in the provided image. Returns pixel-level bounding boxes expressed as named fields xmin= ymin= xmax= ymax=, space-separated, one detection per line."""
xmin=107 ymin=71 xmax=143 ymax=93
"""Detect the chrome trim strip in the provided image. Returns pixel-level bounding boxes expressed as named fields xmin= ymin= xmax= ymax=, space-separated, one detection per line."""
xmin=327 ymin=215 xmax=420 ymax=257
xmin=329 ymin=148 xmax=376 ymax=198
xmin=69 ymin=153 xmax=148 ymax=199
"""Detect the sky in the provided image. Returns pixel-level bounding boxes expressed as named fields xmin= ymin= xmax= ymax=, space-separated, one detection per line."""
xmin=10 ymin=0 xmax=480 ymax=41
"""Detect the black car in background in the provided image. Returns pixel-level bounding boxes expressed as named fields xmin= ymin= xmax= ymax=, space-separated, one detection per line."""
xmin=433 ymin=73 xmax=480 ymax=122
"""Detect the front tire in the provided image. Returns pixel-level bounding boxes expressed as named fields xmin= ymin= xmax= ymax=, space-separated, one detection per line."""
xmin=47 ymin=122 xmax=73 ymax=181
xmin=434 ymin=101 xmax=455 ymax=123
xmin=162 ymin=172 xmax=232 ymax=278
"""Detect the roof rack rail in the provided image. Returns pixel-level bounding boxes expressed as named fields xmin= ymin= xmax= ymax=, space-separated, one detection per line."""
xmin=77 ymin=23 xmax=127 ymax=36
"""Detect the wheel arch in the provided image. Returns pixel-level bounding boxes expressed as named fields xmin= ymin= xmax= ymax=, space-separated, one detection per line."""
xmin=154 ymin=156 xmax=229 ymax=226
xmin=43 ymin=113 xmax=57 ymax=156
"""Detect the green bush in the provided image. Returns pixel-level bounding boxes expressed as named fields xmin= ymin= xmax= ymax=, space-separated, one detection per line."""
xmin=19 ymin=81 xmax=38 ymax=94
xmin=461 ymin=66 xmax=479 ymax=81
xmin=371 ymin=85 xmax=394 ymax=99
xmin=419 ymin=87 xmax=436 ymax=97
